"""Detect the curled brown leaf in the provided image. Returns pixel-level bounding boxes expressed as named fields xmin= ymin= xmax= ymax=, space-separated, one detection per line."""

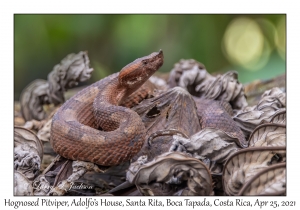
xmin=270 ymin=110 xmax=286 ymax=125
xmin=238 ymin=163 xmax=286 ymax=196
xmin=14 ymin=127 xmax=43 ymax=180
xmin=14 ymin=171 xmax=33 ymax=196
xmin=223 ymin=146 xmax=286 ymax=195
xmin=203 ymin=71 xmax=247 ymax=109
xmin=33 ymin=175 xmax=52 ymax=195
xmin=20 ymin=79 xmax=50 ymax=121
xmin=167 ymin=59 xmax=247 ymax=109
xmin=233 ymin=87 xmax=286 ymax=139
xmin=167 ymin=59 xmax=208 ymax=94
xmin=170 ymin=128 xmax=240 ymax=174
xmin=48 ymin=51 xmax=93 ymax=105
xmin=128 ymin=152 xmax=213 ymax=196
xmin=248 ymin=123 xmax=286 ymax=147
xmin=132 ymin=87 xmax=200 ymax=162
xmin=20 ymin=51 xmax=93 ymax=121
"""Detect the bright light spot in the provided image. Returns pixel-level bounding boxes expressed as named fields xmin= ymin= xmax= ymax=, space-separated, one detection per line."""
xmin=256 ymin=18 xmax=278 ymax=51
xmin=222 ymin=17 xmax=270 ymax=71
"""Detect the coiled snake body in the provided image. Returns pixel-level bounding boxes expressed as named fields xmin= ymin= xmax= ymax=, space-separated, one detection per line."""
xmin=50 ymin=50 xmax=164 ymax=166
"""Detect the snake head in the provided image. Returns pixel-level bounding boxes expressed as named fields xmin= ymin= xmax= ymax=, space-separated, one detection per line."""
xmin=118 ymin=50 xmax=164 ymax=90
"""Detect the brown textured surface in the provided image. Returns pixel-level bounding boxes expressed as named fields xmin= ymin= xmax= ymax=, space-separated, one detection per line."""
xmin=238 ymin=162 xmax=286 ymax=196
xmin=50 ymin=51 xmax=163 ymax=166
xmin=222 ymin=146 xmax=286 ymax=195
xmin=132 ymin=87 xmax=201 ymax=162
xmin=120 ymin=80 xmax=157 ymax=108
xmin=193 ymin=98 xmax=247 ymax=148
xmin=130 ymin=152 xmax=213 ymax=196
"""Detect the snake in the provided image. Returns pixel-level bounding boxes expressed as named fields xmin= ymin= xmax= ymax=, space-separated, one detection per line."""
xmin=193 ymin=98 xmax=248 ymax=148
xmin=50 ymin=50 xmax=164 ymax=166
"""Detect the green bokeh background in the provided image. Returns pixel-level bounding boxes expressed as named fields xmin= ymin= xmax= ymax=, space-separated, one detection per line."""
xmin=14 ymin=14 xmax=286 ymax=100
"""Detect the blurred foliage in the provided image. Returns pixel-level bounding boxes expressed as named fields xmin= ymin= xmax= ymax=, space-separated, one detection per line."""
xmin=14 ymin=14 xmax=285 ymax=100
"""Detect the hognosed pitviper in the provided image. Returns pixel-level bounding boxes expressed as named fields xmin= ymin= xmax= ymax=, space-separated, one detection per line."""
xmin=50 ymin=50 xmax=164 ymax=166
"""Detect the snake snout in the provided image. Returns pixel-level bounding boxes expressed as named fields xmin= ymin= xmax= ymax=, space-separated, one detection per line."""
xmin=154 ymin=49 xmax=164 ymax=65
xmin=147 ymin=49 xmax=164 ymax=73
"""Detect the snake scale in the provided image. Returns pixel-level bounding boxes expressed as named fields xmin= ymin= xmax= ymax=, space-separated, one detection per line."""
xmin=50 ymin=50 xmax=164 ymax=166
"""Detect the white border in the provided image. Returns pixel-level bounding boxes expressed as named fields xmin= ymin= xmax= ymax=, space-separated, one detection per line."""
xmin=2 ymin=0 xmax=299 ymax=209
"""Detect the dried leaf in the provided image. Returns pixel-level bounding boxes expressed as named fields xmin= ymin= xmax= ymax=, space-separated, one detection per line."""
xmin=203 ymin=71 xmax=247 ymax=109
xmin=44 ymin=155 xmax=127 ymax=195
xmin=14 ymin=171 xmax=33 ymax=196
xmin=233 ymin=87 xmax=286 ymax=139
xmin=20 ymin=51 xmax=93 ymax=121
xmin=244 ymin=74 xmax=285 ymax=106
xmin=23 ymin=107 xmax=60 ymax=143
xmin=238 ymin=163 xmax=286 ymax=196
xmin=249 ymin=123 xmax=286 ymax=147
xmin=14 ymin=127 xmax=43 ymax=180
xmin=33 ymin=175 xmax=52 ymax=195
xmin=270 ymin=110 xmax=286 ymax=125
xmin=49 ymin=160 xmax=104 ymax=196
xmin=23 ymin=119 xmax=46 ymax=131
xmin=48 ymin=51 xmax=93 ymax=105
xmin=170 ymin=128 xmax=240 ymax=174
xmin=223 ymin=146 xmax=286 ymax=195
xmin=149 ymin=75 xmax=168 ymax=91
xmin=132 ymin=87 xmax=200 ymax=162
xmin=14 ymin=127 xmax=43 ymax=158
xmin=20 ymin=79 xmax=50 ymax=121
xmin=167 ymin=59 xmax=208 ymax=94
xmin=129 ymin=152 xmax=213 ymax=196
xmin=167 ymin=59 xmax=247 ymax=109
xmin=36 ymin=119 xmax=53 ymax=142
xmin=261 ymin=87 xmax=286 ymax=107
xmin=42 ymin=155 xmax=72 ymax=187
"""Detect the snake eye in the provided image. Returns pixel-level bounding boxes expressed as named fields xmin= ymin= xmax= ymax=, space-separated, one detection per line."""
xmin=143 ymin=60 xmax=148 ymax=65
